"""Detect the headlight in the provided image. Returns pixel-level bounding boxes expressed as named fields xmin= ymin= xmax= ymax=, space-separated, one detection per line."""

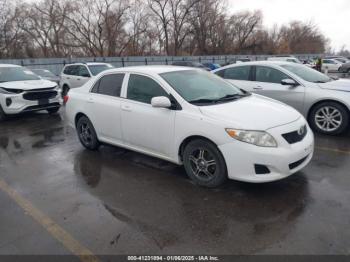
xmin=0 ymin=87 xmax=23 ymax=94
xmin=225 ymin=128 xmax=277 ymax=147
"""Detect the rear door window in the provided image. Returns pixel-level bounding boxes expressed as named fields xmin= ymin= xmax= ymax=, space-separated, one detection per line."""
xmin=63 ymin=65 xmax=78 ymax=76
xmin=91 ymin=74 xmax=125 ymax=97
xmin=216 ymin=66 xmax=251 ymax=81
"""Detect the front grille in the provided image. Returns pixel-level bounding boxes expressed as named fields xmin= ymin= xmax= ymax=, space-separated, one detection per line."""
xmin=23 ymin=90 xmax=58 ymax=101
xmin=289 ymin=155 xmax=309 ymax=170
xmin=282 ymin=125 xmax=307 ymax=144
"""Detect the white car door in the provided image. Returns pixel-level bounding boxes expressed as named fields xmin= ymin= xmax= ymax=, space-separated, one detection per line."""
xmin=215 ymin=65 xmax=254 ymax=91
xmin=252 ymin=66 xmax=305 ymax=112
xmin=75 ymin=65 xmax=91 ymax=88
xmin=61 ymin=65 xmax=78 ymax=88
xmin=120 ymin=74 xmax=176 ymax=157
xmin=86 ymin=73 xmax=125 ymax=143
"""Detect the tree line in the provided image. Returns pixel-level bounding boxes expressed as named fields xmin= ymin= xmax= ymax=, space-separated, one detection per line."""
xmin=0 ymin=0 xmax=330 ymax=59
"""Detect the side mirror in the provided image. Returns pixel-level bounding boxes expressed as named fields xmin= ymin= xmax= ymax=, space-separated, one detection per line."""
xmin=151 ymin=96 xmax=171 ymax=108
xmin=281 ymin=79 xmax=299 ymax=87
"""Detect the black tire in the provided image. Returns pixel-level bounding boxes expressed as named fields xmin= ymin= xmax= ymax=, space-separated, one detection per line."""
xmin=62 ymin=85 xmax=70 ymax=97
xmin=76 ymin=116 xmax=100 ymax=150
xmin=0 ymin=105 xmax=6 ymax=121
xmin=47 ymin=107 xmax=60 ymax=114
xmin=309 ymin=101 xmax=349 ymax=135
xmin=183 ymin=139 xmax=227 ymax=188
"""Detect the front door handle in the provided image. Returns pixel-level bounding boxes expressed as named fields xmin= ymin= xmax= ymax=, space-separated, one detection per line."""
xmin=87 ymin=98 xmax=94 ymax=104
xmin=121 ymin=105 xmax=132 ymax=112
xmin=253 ymin=86 xmax=263 ymax=90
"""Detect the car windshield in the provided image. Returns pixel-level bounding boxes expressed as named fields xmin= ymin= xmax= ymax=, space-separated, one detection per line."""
xmin=160 ymin=70 xmax=247 ymax=105
xmin=281 ymin=64 xmax=332 ymax=83
xmin=88 ymin=64 xmax=113 ymax=76
xmin=0 ymin=67 xmax=40 ymax=82
xmin=32 ymin=69 xmax=56 ymax=78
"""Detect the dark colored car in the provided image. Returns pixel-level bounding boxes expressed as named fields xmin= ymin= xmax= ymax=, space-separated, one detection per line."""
xmin=172 ymin=61 xmax=210 ymax=71
xmin=202 ymin=63 xmax=221 ymax=70
xmin=31 ymin=69 xmax=60 ymax=84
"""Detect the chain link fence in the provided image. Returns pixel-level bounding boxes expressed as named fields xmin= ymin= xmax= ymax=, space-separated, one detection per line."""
xmin=0 ymin=54 xmax=320 ymax=75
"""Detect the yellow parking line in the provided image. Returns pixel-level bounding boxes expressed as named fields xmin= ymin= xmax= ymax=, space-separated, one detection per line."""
xmin=0 ymin=179 xmax=100 ymax=262
xmin=316 ymin=146 xmax=350 ymax=155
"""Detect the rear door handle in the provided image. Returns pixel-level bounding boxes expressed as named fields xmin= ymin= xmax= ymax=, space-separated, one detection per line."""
xmin=121 ymin=105 xmax=132 ymax=112
xmin=253 ymin=86 xmax=263 ymax=90
xmin=87 ymin=98 xmax=94 ymax=104
xmin=77 ymin=78 xmax=81 ymax=81
xmin=66 ymin=77 xmax=70 ymax=80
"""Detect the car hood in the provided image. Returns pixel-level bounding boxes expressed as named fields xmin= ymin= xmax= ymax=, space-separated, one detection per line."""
xmin=318 ymin=79 xmax=350 ymax=92
xmin=199 ymin=94 xmax=301 ymax=130
xmin=0 ymin=80 xmax=57 ymax=90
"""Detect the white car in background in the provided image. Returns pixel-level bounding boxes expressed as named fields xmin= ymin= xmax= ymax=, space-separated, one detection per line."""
xmin=66 ymin=66 xmax=314 ymax=187
xmin=213 ymin=61 xmax=350 ymax=135
xmin=322 ymin=59 xmax=342 ymax=72
xmin=0 ymin=64 xmax=61 ymax=121
xmin=60 ymin=62 xmax=113 ymax=96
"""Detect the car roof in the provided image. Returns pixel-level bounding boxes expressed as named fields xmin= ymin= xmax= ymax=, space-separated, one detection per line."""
xmin=102 ymin=65 xmax=195 ymax=74
xmin=0 ymin=64 xmax=21 ymax=68
xmin=65 ymin=62 xmax=111 ymax=67
xmin=213 ymin=60 xmax=293 ymax=71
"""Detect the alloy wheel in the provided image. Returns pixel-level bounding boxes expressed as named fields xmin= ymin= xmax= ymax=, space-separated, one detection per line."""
xmin=189 ymin=148 xmax=217 ymax=181
xmin=315 ymin=106 xmax=343 ymax=132
xmin=79 ymin=122 xmax=93 ymax=146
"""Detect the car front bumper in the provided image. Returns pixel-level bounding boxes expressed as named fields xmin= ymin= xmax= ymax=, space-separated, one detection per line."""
xmin=219 ymin=118 xmax=314 ymax=183
xmin=0 ymin=90 xmax=62 ymax=115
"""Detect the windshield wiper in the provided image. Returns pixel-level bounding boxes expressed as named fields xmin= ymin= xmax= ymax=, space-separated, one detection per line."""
xmin=189 ymin=98 xmax=219 ymax=104
xmin=189 ymin=93 xmax=249 ymax=105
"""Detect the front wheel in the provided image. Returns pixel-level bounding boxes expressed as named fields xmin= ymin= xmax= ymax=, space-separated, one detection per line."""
xmin=183 ymin=139 xmax=227 ymax=188
xmin=76 ymin=116 xmax=100 ymax=150
xmin=309 ymin=102 xmax=349 ymax=135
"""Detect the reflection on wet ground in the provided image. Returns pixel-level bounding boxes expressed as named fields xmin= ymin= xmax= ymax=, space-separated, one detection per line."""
xmin=0 ymin=111 xmax=350 ymax=254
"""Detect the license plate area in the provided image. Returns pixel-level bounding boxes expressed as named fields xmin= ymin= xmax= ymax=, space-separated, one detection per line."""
xmin=38 ymin=99 xmax=49 ymax=105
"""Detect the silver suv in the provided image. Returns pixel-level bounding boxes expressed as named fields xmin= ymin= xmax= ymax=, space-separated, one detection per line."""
xmin=60 ymin=62 xmax=113 ymax=96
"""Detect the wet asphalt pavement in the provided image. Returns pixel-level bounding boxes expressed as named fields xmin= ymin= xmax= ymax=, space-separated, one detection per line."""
xmin=0 ymin=110 xmax=350 ymax=256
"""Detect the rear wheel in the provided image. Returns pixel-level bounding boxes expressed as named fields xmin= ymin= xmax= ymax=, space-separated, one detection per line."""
xmin=309 ymin=102 xmax=349 ymax=135
xmin=183 ymin=139 xmax=227 ymax=188
xmin=76 ymin=116 xmax=100 ymax=150
xmin=47 ymin=107 xmax=60 ymax=114
xmin=0 ymin=105 xmax=6 ymax=121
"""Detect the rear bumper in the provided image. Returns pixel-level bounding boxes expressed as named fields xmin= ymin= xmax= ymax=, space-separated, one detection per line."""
xmin=219 ymin=118 xmax=314 ymax=183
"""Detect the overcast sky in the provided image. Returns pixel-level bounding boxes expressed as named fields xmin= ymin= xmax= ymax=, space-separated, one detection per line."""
xmin=228 ymin=0 xmax=349 ymax=51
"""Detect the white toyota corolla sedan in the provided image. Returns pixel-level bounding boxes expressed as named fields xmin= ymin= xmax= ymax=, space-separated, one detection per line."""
xmin=65 ymin=66 xmax=314 ymax=187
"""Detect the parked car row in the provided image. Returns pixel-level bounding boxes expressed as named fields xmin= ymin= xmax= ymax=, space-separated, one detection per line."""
xmin=1 ymin=58 xmax=349 ymax=188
